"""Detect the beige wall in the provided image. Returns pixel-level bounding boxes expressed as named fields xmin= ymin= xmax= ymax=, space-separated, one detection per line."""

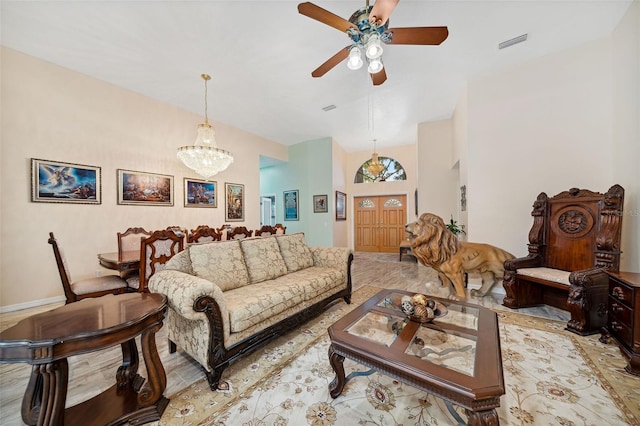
xmin=0 ymin=47 xmax=287 ymax=309
xmin=612 ymin=0 xmax=640 ymax=272
xmin=417 ymin=6 xmax=639 ymax=271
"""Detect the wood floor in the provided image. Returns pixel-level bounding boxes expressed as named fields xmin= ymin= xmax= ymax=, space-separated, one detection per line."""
xmin=0 ymin=252 xmax=569 ymax=425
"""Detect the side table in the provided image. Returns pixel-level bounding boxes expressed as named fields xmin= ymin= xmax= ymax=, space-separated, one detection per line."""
xmin=600 ymin=271 xmax=640 ymax=376
xmin=0 ymin=293 xmax=169 ymax=426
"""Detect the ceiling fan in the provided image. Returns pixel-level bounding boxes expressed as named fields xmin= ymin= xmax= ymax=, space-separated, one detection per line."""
xmin=297 ymin=0 xmax=449 ymax=86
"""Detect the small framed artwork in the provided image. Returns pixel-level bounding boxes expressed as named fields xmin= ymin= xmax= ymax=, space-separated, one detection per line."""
xmin=313 ymin=194 xmax=328 ymax=213
xmin=460 ymin=185 xmax=467 ymax=212
xmin=31 ymin=158 xmax=101 ymax=204
xmin=184 ymin=178 xmax=217 ymax=207
xmin=335 ymin=191 xmax=347 ymax=221
xmin=225 ymin=182 xmax=245 ymax=221
xmin=117 ymin=169 xmax=173 ymax=206
xmin=284 ymin=190 xmax=299 ymax=221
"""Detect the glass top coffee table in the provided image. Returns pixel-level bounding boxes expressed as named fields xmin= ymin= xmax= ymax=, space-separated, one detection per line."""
xmin=327 ymin=288 xmax=505 ymax=425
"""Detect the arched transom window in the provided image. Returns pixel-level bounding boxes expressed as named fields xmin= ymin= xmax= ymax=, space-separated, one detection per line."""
xmin=354 ymin=156 xmax=407 ymax=183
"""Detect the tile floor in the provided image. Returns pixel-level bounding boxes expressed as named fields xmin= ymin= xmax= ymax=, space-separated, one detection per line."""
xmin=0 ymin=252 xmax=569 ymax=425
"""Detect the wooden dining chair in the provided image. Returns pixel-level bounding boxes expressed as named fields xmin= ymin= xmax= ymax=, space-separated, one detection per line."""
xmin=126 ymin=229 xmax=184 ymax=292
xmin=227 ymin=226 xmax=253 ymax=240
xmin=273 ymin=223 xmax=287 ymax=235
xmin=216 ymin=224 xmax=232 ymax=241
xmin=188 ymin=227 xmax=223 ymax=244
xmin=254 ymin=225 xmax=275 ymax=237
xmin=48 ymin=232 xmax=128 ymax=304
xmin=117 ymin=227 xmax=151 ymax=278
xmin=166 ymin=225 xmax=188 ymax=246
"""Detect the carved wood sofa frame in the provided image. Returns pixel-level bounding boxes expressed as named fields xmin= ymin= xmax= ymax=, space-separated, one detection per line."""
xmin=503 ymin=185 xmax=624 ymax=335
xmin=169 ymin=254 xmax=354 ymax=390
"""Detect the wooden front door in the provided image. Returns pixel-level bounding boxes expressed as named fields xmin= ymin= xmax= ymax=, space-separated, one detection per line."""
xmin=354 ymin=195 xmax=407 ymax=253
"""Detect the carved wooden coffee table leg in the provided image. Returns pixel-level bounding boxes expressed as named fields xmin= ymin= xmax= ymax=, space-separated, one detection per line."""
xmin=138 ymin=322 xmax=167 ymax=407
xmin=21 ymin=360 xmax=68 ymax=426
xmin=328 ymin=344 xmax=346 ymax=398
xmin=466 ymin=407 xmax=499 ymax=425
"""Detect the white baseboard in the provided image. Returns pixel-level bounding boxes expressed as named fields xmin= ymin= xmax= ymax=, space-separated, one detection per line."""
xmin=0 ymin=295 xmax=65 ymax=314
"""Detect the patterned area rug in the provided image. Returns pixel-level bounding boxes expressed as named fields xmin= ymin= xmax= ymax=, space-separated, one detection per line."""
xmin=156 ymin=286 xmax=639 ymax=425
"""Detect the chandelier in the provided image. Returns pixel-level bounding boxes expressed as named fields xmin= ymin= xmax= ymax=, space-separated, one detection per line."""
xmin=366 ymin=139 xmax=385 ymax=176
xmin=177 ymin=74 xmax=233 ymax=179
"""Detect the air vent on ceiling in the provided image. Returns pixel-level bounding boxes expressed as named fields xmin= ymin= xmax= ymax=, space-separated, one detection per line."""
xmin=498 ymin=34 xmax=528 ymax=50
xmin=322 ymin=104 xmax=337 ymax=112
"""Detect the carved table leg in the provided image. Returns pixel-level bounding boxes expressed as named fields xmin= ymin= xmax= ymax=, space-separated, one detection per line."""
xmin=138 ymin=322 xmax=167 ymax=407
xmin=21 ymin=360 xmax=69 ymax=426
xmin=466 ymin=408 xmax=499 ymax=426
xmin=117 ymin=338 xmax=141 ymax=389
xmin=328 ymin=344 xmax=346 ymax=398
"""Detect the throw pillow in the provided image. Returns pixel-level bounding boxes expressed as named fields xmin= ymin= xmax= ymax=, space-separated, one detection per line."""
xmin=189 ymin=240 xmax=250 ymax=291
xmin=240 ymin=237 xmax=288 ymax=284
xmin=276 ymin=233 xmax=313 ymax=273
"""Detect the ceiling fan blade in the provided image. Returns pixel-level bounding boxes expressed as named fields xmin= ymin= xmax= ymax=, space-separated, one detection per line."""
xmin=369 ymin=0 xmax=399 ymax=26
xmin=371 ymin=68 xmax=387 ymax=86
xmin=298 ymin=2 xmax=358 ymax=33
xmin=311 ymin=47 xmax=350 ymax=78
xmin=385 ymin=27 xmax=449 ymax=45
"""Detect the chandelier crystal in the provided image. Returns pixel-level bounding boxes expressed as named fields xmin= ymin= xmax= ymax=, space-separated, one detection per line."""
xmin=177 ymin=74 xmax=233 ymax=179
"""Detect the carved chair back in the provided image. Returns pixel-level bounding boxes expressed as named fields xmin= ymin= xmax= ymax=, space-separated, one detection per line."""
xmin=137 ymin=229 xmax=184 ymax=292
xmin=188 ymin=227 xmax=223 ymax=244
xmin=117 ymin=227 xmax=151 ymax=260
xmin=227 ymin=226 xmax=253 ymax=240
xmin=254 ymin=225 xmax=275 ymax=237
xmin=526 ymin=185 xmax=624 ymax=272
xmin=274 ymin=223 xmax=287 ymax=235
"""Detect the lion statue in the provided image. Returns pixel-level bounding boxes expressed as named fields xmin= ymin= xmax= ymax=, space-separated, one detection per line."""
xmin=405 ymin=213 xmax=515 ymax=299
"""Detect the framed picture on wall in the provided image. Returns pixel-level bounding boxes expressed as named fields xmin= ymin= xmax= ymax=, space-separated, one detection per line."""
xmin=284 ymin=189 xmax=299 ymax=221
xmin=31 ymin=158 xmax=102 ymax=204
xmin=117 ymin=169 xmax=173 ymax=206
xmin=335 ymin=191 xmax=346 ymax=221
xmin=184 ymin=178 xmax=217 ymax=207
xmin=313 ymin=194 xmax=328 ymax=213
xmin=225 ymin=182 xmax=245 ymax=221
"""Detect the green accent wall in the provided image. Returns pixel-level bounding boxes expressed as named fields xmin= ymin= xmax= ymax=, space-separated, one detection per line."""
xmin=260 ymin=138 xmax=334 ymax=246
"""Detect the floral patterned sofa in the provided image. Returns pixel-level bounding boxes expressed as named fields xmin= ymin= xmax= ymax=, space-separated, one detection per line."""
xmin=149 ymin=232 xmax=353 ymax=390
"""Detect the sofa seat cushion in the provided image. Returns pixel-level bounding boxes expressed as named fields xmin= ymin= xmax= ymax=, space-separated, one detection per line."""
xmin=240 ymin=237 xmax=288 ymax=284
xmin=282 ymin=266 xmax=347 ymax=300
xmin=224 ymin=279 xmax=306 ymax=333
xmin=517 ymin=267 xmax=571 ymax=286
xmin=189 ymin=240 xmax=250 ymax=291
xmin=276 ymin=233 xmax=313 ymax=272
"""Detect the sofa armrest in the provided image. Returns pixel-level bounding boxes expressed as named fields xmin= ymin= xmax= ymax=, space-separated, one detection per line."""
xmin=148 ymin=269 xmax=228 ymax=323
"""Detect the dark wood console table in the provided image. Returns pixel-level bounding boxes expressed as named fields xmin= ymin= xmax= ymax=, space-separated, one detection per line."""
xmin=600 ymin=271 xmax=640 ymax=376
xmin=0 ymin=293 xmax=169 ymax=425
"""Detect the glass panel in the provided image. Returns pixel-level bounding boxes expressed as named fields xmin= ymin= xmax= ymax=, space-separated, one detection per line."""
xmin=383 ymin=198 xmax=402 ymax=207
xmin=354 ymin=157 xmax=407 ymax=183
xmin=358 ymin=199 xmax=375 ymax=208
xmin=346 ymin=311 xmax=406 ymax=347
xmin=406 ymin=326 xmax=477 ymax=376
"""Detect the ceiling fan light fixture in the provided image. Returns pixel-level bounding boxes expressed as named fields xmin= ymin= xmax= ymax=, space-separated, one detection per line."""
xmin=347 ymin=45 xmax=364 ymax=70
xmin=367 ymin=57 xmax=384 ymax=74
xmin=364 ymin=33 xmax=383 ymax=59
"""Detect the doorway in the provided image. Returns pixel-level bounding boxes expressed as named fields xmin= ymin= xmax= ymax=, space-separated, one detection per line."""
xmin=354 ymin=194 xmax=407 ymax=253
xmin=260 ymin=195 xmax=276 ymax=226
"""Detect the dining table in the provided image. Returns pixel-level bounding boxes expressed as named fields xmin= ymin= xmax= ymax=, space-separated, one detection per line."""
xmin=98 ymin=250 xmax=140 ymax=274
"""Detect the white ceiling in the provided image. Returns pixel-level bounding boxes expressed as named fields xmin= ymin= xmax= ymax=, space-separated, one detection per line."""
xmin=1 ymin=1 xmax=632 ymax=153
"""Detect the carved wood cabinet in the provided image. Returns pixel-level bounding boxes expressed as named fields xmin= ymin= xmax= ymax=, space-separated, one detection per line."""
xmin=600 ymin=271 xmax=640 ymax=376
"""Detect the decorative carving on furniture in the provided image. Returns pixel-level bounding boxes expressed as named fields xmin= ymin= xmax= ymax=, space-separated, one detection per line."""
xmin=503 ymin=185 xmax=625 ymax=335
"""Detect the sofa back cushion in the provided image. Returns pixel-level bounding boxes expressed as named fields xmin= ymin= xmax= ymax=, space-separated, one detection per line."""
xmin=240 ymin=237 xmax=288 ymax=284
xmin=276 ymin=233 xmax=314 ymax=273
xmin=189 ymin=240 xmax=250 ymax=291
